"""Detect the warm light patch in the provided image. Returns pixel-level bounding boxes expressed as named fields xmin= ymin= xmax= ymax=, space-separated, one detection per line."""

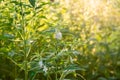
xmin=83 ymin=0 xmax=103 ymax=15
xmin=89 ymin=0 xmax=101 ymax=9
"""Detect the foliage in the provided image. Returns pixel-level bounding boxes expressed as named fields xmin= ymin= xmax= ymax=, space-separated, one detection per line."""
xmin=0 ymin=0 xmax=120 ymax=80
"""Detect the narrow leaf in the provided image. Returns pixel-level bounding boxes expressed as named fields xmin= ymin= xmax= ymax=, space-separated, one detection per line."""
xmin=29 ymin=0 xmax=36 ymax=7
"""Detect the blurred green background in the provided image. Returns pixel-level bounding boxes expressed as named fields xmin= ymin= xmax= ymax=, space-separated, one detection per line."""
xmin=0 ymin=0 xmax=120 ymax=80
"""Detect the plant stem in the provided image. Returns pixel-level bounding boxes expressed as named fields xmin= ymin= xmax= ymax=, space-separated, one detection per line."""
xmin=20 ymin=0 xmax=28 ymax=80
xmin=55 ymin=39 xmax=59 ymax=80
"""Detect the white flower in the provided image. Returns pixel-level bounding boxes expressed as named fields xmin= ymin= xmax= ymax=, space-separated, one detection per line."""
xmin=55 ymin=29 xmax=62 ymax=40
xmin=38 ymin=61 xmax=43 ymax=68
xmin=43 ymin=66 xmax=48 ymax=73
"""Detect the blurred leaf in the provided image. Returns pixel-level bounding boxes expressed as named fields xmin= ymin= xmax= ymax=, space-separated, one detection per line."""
xmin=11 ymin=1 xmax=20 ymax=5
xmin=29 ymin=0 xmax=36 ymax=7
xmin=64 ymin=64 xmax=85 ymax=71
xmin=97 ymin=77 xmax=107 ymax=80
xmin=0 ymin=34 xmax=14 ymax=40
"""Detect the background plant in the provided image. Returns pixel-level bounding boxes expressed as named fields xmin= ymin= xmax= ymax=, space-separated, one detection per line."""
xmin=0 ymin=0 xmax=120 ymax=80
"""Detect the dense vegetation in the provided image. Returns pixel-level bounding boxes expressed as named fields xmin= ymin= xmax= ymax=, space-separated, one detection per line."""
xmin=0 ymin=0 xmax=120 ymax=80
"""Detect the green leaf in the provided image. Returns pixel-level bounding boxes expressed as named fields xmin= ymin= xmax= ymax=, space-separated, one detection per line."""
xmin=11 ymin=1 xmax=32 ymax=8
xmin=29 ymin=71 xmax=37 ymax=80
xmin=35 ymin=2 xmax=49 ymax=10
xmin=98 ymin=77 xmax=107 ymax=80
xmin=64 ymin=64 xmax=85 ymax=71
xmin=29 ymin=0 xmax=36 ymax=7
xmin=0 ymin=34 xmax=14 ymax=40
xmin=11 ymin=1 xmax=20 ymax=5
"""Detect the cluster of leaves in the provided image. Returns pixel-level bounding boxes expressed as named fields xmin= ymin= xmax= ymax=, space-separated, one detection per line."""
xmin=0 ymin=0 xmax=120 ymax=80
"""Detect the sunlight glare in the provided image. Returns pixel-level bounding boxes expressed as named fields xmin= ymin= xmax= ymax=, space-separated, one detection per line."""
xmin=84 ymin=0 xmax=102 ymax=15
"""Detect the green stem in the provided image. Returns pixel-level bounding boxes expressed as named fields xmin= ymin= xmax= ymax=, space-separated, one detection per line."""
xmin=20 ymin=0 xmax=28 ymax=80
xmin=25 ymin=60 xmax=28 ymax=80
xmin=55 ymin=40 xmax=59 ymax=80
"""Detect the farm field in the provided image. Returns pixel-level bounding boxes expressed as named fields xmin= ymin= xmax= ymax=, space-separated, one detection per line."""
xmin=0 ymin=0 xmax=120 ymax=80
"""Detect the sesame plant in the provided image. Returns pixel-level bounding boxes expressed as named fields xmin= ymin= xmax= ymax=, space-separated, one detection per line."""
xmin=0 ymin=0 xmax=120 ymax=80
xmin=0 ymin=0 xmax=85 ymax=80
